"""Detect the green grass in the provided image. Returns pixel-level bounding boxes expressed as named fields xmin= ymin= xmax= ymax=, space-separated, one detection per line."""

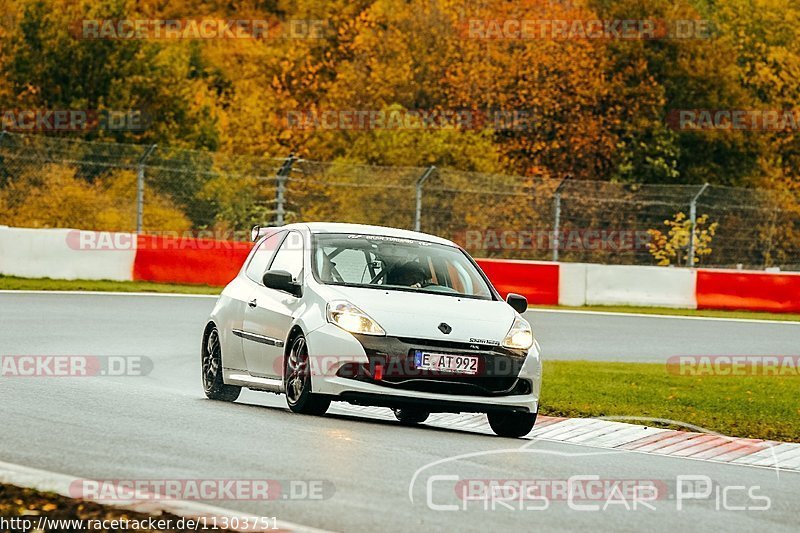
xmin=0 ymin=275 xmax=221 ymax=294
xmin=530 ymin=304 xmax=800 ymax=322
xmin=541 ymin=360 xmax=800 ymax=442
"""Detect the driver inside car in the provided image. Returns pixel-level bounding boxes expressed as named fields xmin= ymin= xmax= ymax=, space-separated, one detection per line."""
xmin=386 ymin=260 xmax=430 ymax=288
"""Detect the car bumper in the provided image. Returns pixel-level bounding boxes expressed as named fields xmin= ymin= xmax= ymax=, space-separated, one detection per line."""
xmin=305 ymin=322 xmax=541 ymax=413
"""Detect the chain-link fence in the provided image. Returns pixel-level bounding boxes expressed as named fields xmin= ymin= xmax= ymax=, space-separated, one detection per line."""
xmin=1 ymin=131 xmax=797 ymax=270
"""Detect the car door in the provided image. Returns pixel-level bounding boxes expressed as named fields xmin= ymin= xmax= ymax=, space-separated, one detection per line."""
xmin=242 ymin=230 xmax=305 ymax=378
xmin=225 ymin=230 xmax=285 ymax=369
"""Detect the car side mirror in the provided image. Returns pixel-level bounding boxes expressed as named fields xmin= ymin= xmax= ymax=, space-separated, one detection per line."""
xmin=263 ymin=270 xmax=302 ymax=297
xmin=506 ymin=293 xmax=528 ymax=314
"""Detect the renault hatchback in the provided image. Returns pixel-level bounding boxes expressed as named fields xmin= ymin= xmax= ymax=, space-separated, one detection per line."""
xmin=202 ymin=223 xmax=542 ymax=437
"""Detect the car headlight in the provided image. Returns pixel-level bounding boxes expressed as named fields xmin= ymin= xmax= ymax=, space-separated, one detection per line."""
xmin=326 ymin=300 xmax=386 ymax=336
xmin=502 ymin=316 xmax=533 ymax=350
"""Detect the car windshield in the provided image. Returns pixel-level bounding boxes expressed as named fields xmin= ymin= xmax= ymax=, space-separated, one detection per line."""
xmin=311 ymin=233 xmax=493 ymax=299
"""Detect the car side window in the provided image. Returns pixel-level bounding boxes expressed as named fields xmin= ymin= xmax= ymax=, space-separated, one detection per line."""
xmin=269 ymin=231 xmax=304 ymax=281
xmin=245 ymin=231 xmax=284 ymax=284
xmin=325 ymin=248 xmax=372 ymax=283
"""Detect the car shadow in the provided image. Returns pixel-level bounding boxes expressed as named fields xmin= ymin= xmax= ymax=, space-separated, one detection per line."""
xmin=195 ymin=396 xmax=502 ymax=438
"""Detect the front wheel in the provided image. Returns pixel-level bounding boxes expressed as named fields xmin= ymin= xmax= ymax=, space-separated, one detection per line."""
xmin=487 ymin=411 xmax=537 ymax=438
xmin=285 ymin=334 xmax=330 ymax=416
xmin=202 ymin=326 xmax=241 ymax=402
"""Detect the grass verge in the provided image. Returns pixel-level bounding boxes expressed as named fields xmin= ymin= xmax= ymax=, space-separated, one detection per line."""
xmin=541 ymin=360 xmax=800 ymax=443
xmin=0 ymin=275 xmax=220 ymax=295
xmin=0 ymin=484 xmax=234 ymax=531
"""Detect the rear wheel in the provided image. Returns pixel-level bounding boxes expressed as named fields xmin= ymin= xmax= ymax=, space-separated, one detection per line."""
xmin=488 ymin=411 xmax=537 ymax=438
xmin=393 ymin=408 xmax=430 ymax=425
xmin=202 ymin=326 xmax=241 ymax=402
xmin=285 ymin=334 xmax=330 ymax=416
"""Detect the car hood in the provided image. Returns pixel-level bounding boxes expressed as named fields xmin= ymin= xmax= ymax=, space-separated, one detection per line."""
xmin=321 ymin=285 xmax=517 ymax=344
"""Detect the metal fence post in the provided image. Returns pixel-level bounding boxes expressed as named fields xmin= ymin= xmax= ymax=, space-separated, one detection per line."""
xmin=762 ymin=209 xmax=778 ymax=268
xmin=136 ymin=144 xmax=157 ymax=235
xmin=414 ymin=166 xmax=436 ymax=232
xmin=552 ymin=176 xmax=570 ymax=262
xmin=275 ymin=154 xmax=296 ymax=226
xmin=687 ymin=183 xmax=709 ymax=267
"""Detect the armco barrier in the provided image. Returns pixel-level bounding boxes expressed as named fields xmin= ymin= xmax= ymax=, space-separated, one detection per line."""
xmin=0 ymin=227 xmax=136 ymax=281
xmin=697 ymin=269 xmax=800 ymax=313
xmin=585 ymin=264 xmax=697 ymax=308
xmin=475 ymin=258 xmax=559 ymax=305
xmin=132 ymin=235 xmax=251 ymax=287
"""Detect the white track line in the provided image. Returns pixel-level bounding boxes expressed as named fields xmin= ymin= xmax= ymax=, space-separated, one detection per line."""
xmin=0 ymin=460 xmax=333 ymax=533
xmin=0 ymin=289 xmax=218 ymax=298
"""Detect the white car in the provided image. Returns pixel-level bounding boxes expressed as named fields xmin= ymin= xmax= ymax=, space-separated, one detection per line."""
xmin=202 ymin=222 xmax=542 ymax=437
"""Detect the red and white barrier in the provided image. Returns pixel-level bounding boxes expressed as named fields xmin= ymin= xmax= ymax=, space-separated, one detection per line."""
xmin=0 ymin=227 xmax=136 ymax=281
xmin=697 ymin=269 xmax=800 ymax=313
xmin=2 ymin=226 xmax=799 ymax=314
xmin=133 ymin=234 xmax=250 ymax=287
xmin=557 ymin=262 xmax=587 ymax=307
xmin=475 ymin=258 xmax=559 ymax=305
xmin=583 ymin=264 xmax=697 ymax=308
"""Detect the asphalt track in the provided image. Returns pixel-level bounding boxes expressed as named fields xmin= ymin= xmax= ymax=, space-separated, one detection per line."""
xmin=1 ymin=291 xmax=799 ymax=531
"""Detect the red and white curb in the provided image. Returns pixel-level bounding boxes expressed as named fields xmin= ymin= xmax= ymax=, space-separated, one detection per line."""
xmin=0 ymin=461 xmax=333 ymax=533
xmin=330 ymin=405 xmax=800 ymax=472
xmin=526 ymin=416 xmax=800 ymax=471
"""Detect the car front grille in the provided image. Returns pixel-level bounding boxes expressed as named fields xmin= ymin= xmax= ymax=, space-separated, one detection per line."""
xmin=345 ymin=334 xmax=529 ymax=396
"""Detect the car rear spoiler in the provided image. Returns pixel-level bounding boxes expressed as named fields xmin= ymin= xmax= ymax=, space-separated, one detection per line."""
xmin=251 ymin=224 xmax=265 ymax=242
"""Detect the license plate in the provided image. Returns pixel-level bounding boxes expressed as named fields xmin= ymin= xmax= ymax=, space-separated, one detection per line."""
xmin=413 ymin=351 xmax=479 ymax=375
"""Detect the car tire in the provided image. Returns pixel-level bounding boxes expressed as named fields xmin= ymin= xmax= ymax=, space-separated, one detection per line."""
xmin=393 ymin=408 xmax=430 ymax=425
xmin=285 ymin=333 xmax=330 ymax=416
xmin=487 ymin=410 xmax=537 ymax=438
xmin=202 ymin=325 xmax=241 ymax=402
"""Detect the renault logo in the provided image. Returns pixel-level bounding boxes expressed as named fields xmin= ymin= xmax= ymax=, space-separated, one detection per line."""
xmin=438 ymin=322 xmax=452 ymax=334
